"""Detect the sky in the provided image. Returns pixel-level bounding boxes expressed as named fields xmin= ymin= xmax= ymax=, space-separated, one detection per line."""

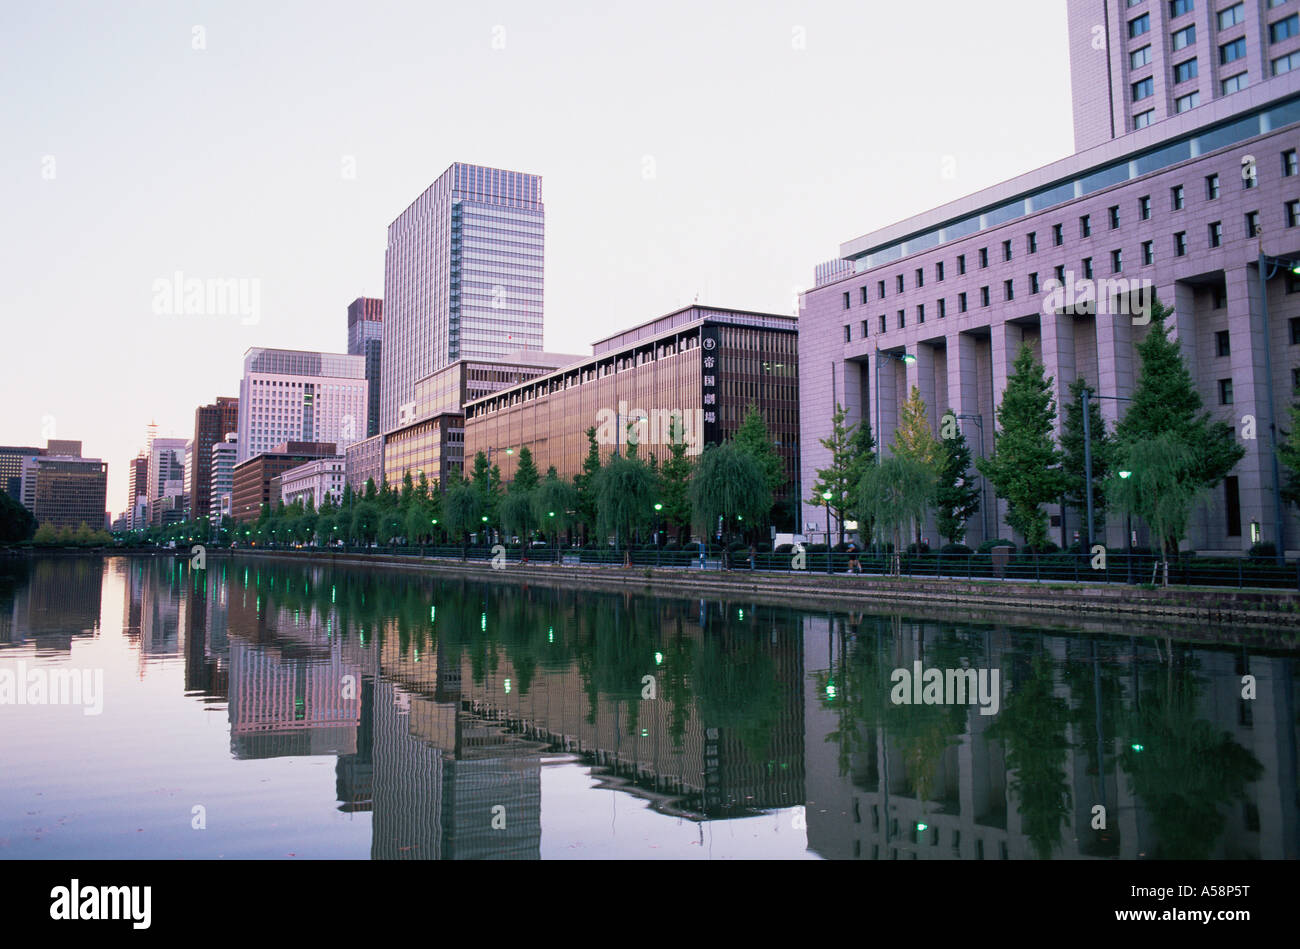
xmin=0 ymin=0 xmax=1075 ymax=514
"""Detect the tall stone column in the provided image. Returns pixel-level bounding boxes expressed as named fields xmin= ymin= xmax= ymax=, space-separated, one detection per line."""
xmin=947 ymin=331 xmax=986 ymax=546
xmin=1225 ymin=263 xmax=1272 ymax=553
xmin=1041 ymin=310 xmax=1078 ymax=546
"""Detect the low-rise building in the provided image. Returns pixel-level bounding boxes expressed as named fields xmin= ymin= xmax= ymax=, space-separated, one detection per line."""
xmin=230 ymin=441 xmax=337 ymax=524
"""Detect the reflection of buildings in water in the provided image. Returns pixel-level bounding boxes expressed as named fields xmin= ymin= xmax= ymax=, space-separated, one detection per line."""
xmin=1 ymin=557 xmax=104 ymax=655
xmin=802 ymin=616 xmax=1299 ymax=860
xmin=182 ymin=570 xmax=229 ymax=701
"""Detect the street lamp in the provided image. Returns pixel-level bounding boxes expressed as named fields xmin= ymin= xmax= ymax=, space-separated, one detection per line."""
xmin=821 ymin=490 xmax=834 ymax=573
xmin=1254 ymin=251 xmax=1292 ymax=565
xmin=874 ymin=347 xmax=917 ymax=465
xmin=1079 ymin=388 xmax=1134 ymax=554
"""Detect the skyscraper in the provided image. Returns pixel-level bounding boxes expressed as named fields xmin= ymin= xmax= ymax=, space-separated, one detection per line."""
xmin=236 ymin=348 xmax=368 ymax=464
xmin=347 ymin=297 xmax=383 ymax=438
xmin=379 ymin=163 xmax=544 ymax=432
xmin=190 ymin=396 xmax=239 ymax=522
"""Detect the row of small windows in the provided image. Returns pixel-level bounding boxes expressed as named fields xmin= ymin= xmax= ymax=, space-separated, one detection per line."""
xmin=1129 ymin=3 xmax=1295 ymax=36
xmin=839 ymin=150 xmax=1300 ymax=312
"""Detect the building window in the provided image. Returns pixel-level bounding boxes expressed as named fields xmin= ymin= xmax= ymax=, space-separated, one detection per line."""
xmin=1216 ymin=330 xmax=1231 ymax=358
xmin=979 ymin=247 xmax=989 ymax=268
xmin=1139 ymin=195 xmax=1151 ymax=220
xmin=1131 ymin=45 xmax=1152 ymax=69
xmin=1142 ymin=239 xmax=1155 ymax=265
xmin=917 ymin=304 xmax=926 ymax=323
xmin=1055 ymin=264 xmax=1066 ymax=283
xmin=938 ymin=298 xmax=946 ymax=318
xmin=1274 ymin=51 xmax=1300 ymax=75
xmin=1290 ymin=317 xmax=1300 ymax=343
xmin=1174 ymin=57 xmax=1198 ymax=83
xmin=1053 ymin=223 xmax=1064 ymax=246
xmin=1029 ymin=271 xmax=1040 ymax=293
xmin=1172 ymin=24 xmax=1196 ymax=50
xmin=1220 ymin=38 xmax=1247 ymax=65
xmin=1270 ymin=13 xmax=1300 ymax=42
xmin=1129 ymin=13 xmax=1150 ymax=37
xmin=1206 ymin=173 xmax=1220 ymax=199
xmin=1132 ymin=76 xmax=1154 ymax=102
xmin=936 ymin=261 xmax=945 ymax=281
xmin=1285 ymin=149 xmax=1299 ymax=177
xmin=861 ymin=319 xmax=869 ymax=338
xmin=980 ymin=286 xmax=990 ymax=307
xmin=860 ymin=286 xmax=869 ymax=304
xmin=1222 ymin=73 xmax=1249 ymax=94
xmin=1246 ymin=210 xmax=1260 ymax=236
xmin=842 ymin=292 xmax=851 ymax=310
xmin=1293 ymin=367 xmax=1300 ymax=393
xmin=898 ymin=309 xmax=906 ymax=329
xmin=958 ymin=292 xmax=968 ymax=313
xmin=1111 ymin=249 xmax=1123 ymax=272
xmin=1287 ymin=200 xmax=1300 ymax=228
xmin=878 ymin=279 xmax=886 ymax=297
xmin=1209 ymin=221 xmax=1223 ymax=247
xmin=1218 ymin=3 xmax=1246 ymax=29
xmin=896 ymin=274 xmax=905 ymax=293
xmin=844 ymin=325 xmax=851 ymax=342
xmin=1172 ymin=185 xmax=1185 ymax=210
xmin=879 ymin=314 xmax=887 ymax=333
xmin=916 ymin=267 xmax=925 ymax=288
xmin=1083 ymin=257 xmax=1094 ymax=279
xmin=1169 ymin=0 xmax=1193 ymax=16
xmin=957 ymin=254 xmax=966 ymax=275
xmin=1108 ymin=206 xmax=1120 ymax=229
xmin=1175 ymin=231 xmax=1188 ymax=255
xmin=1175 ymin=91 xmax=1201 ymax=112
xmin=1219 ymin=378 xmax=1234 ymax=405
xmin=1004 ymin=279 xmax=1014 ymax=301
xmin=1225 ymin=476 xmax=1242 ymax=537
xmin=1134 ymin=110 xmax=1155 ymax=129
xmin=1003 ymin=239 xmax=1013 ymax=261
xmin=1027 ymin=231 xmax=1038 ymax=254
xmin=1080 ymin=214 xmax=1092 ymax=237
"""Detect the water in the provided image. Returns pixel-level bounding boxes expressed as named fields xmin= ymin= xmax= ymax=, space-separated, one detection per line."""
xmin=0 ymin=554 xmax=1295 ymax=860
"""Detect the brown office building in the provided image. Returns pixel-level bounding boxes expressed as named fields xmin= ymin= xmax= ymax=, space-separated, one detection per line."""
xmin=23 ymin=443 xmax=109 ymax=531
xmin=230 ymin=441 xmax=336 ymax=523
xmin=189 ymin=397 xmax=239 ymax=522
xmin=381 ymin=352 xmax=581 ymax=490
xmin=464 ymin=305 xmax=799 ymax=503
xmin=0 ymin=445 xmax=45 ymax=502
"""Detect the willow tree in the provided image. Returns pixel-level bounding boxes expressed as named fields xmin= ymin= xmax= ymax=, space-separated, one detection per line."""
xmin=858 ymin=454 xmax=937 ymax=574
xmin=444 ymin=480 xmax=483 ymax=550
xmin=1107 ymin=432 xmax=1204 ymax=585
xmin=689 ymin=442 xmax=771 ymax=544
xmin=533 ymin=467 xmax=578 ymax=554
xmin=594 ymin=452 xmax=656 ymax=551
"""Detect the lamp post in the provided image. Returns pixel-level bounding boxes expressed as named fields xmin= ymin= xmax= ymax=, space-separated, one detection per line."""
xmin=874 ymin=346 xmax=918 ymax=465
xmin=1255 ymin=251 xmax=1293 ymax=565
xmin=481 ymin=446 xmax=513 ymax=545
xmin=1079 ymin=388 xmax=1134 ymax=555
xmin=822 ymin=489 xmax=834 ymax=573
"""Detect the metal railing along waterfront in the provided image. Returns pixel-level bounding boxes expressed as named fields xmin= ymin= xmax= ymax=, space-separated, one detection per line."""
xmin=212 ymin=543 xmax=1300 ymax=591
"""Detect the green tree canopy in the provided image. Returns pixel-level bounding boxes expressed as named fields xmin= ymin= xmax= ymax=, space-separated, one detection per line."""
xmin=690 ymin=442 xmax=771 ymax=541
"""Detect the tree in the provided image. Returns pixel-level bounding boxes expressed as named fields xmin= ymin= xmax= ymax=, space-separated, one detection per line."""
xmin=689 ymin=443 xmax=770 ymax=543
xmin=843 ymin=416 xmax=877 ymax=536
xmin=573 ymin=427 xmax=602 ymax=542
xmin=892 ymin=386 xmax=941 ymax=469
xmin=533 ymin=467 xmax=578 ymax=550
xmin=1108 ymin=433 xmax=1204 ymax=585
xmin=594 ymin=453 xmax=656 ymax=550
xmin=732 ymin=403 xmax=785 ymax=496
xmin=1061 ymin=377 xmax=1113 ymax=546
xmin=500 ymin=490 xmax=536 ymax=541
xmin=1115 ymin=298 xmax=1244 ymax=493
xmin=658 ymin=415 xmax=695 ymax=544
xmin=404 ymin=501 xmax=431 ymax=545
xmin=858 ymin=455 xmax=937 ymax=574
xmin=977 ymin=343 xmax=1068 ymax=549
xmin=934 ymin=413 xmax=981 ymax=545
xmin=444 ymin=480 xmax=483 ymax=545
xmin=0 ymin=492 xmax=36 ymax=543
xmin=810 ymin=403 xmax=863 ymax=546
xmin=512 ymin=447 xmax=540 ymax=493
xmin=1282 ymin=397 xmax=1300 ymax=509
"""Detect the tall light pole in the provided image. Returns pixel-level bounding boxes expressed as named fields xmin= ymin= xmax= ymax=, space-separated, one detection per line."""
xmin=1078 ymin=389 xmax=1133 ymax=554
xmin=1255 ymin=251 xmax=1294 ymax=565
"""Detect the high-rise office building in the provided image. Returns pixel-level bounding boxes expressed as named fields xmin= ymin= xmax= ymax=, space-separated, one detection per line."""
xmin=800 ymin=0 xmax=1300 ymax=555
xmin=190 ymin=396 xmax=239 ymax=522
xmin=1069 ymin=0 xmax=1300 ymax=150
xmin=19 ymin=440 xmax=108 ymax=531
xmin=210 ymin=433 xmax=238 ymax=522
xmin=146 ymin=437 xmax=188 ymax=528
xmin=347 ymin=298 xmax=383 ymax=438
xmin=236 ymin=348 xmax=368 ymax=463
xmin=126 ymin=453 xmax=148 ymax=530
xmin=379 ymin=163 xmax=544 ymax=432
xmin=0 ymin=445 xmax=45 ymax=502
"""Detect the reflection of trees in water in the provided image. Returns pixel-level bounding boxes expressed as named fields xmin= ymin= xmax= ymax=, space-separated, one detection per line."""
xmin=575 ymin=597 xmax=658 ymax=733
xmin=987 ymin=653 xmax=1072 ymax=860
xmin=1119 ymin=652 xmax=1263 ymax=860
xmin=693 ymin=632 xmax=780 ymax=761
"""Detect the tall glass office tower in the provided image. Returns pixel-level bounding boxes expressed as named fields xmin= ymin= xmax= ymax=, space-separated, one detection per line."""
xmin=379 ymin=163 xmax=544 ymax=432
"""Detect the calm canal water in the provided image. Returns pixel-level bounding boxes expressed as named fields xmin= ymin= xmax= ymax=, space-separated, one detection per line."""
xmin=0 ymin=554 xmax=1295 ymax=860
